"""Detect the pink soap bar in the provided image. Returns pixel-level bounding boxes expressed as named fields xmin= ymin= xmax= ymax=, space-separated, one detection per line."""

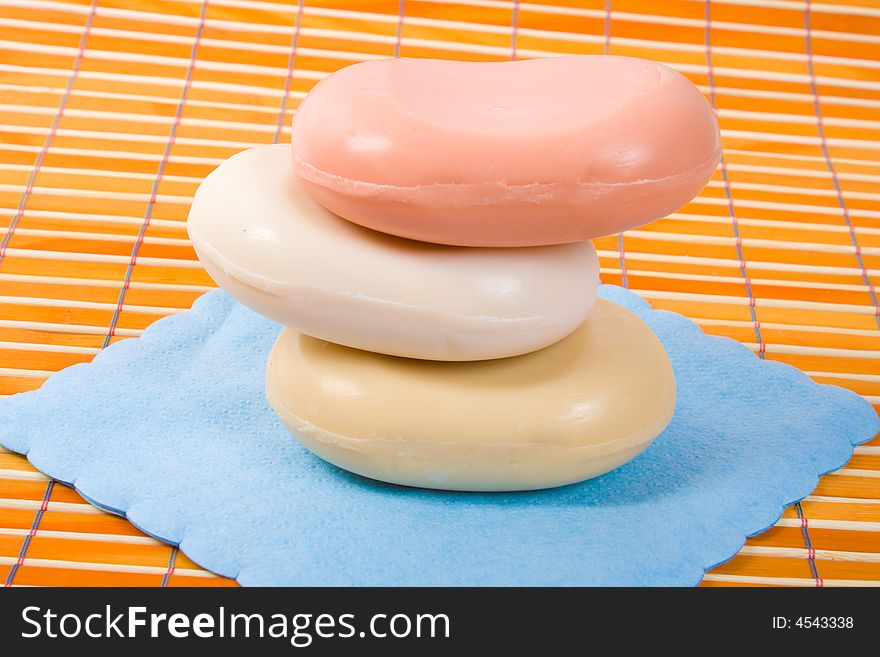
xmin=291 ymin=55 xmax=721 ymax=247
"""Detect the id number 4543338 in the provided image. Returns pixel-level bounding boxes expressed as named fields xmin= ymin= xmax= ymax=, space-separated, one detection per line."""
xmin=772 ymin=617 xmax=854 ymax=629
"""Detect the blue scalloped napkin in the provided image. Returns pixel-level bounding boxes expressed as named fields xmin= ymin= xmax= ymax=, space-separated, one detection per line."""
xmin=0 ymin=285 xmax=876 ymax=586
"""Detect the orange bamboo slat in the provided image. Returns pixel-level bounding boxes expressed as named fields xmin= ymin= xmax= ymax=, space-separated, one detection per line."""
xmin=0 ymin=0 xmax=879 ymax=587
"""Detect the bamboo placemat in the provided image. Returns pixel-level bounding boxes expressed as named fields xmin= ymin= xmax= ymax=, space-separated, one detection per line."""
xmin=0 ymin=0 xmax=878 ymax=588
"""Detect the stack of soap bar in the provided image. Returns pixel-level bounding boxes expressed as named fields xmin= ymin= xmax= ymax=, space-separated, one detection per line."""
xmin=187 ymin=55 xmax=721 ymax=492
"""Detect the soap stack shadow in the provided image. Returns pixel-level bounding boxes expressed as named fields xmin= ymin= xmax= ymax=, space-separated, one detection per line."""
xmin=186 ymin=56 xmax=721 ymax=492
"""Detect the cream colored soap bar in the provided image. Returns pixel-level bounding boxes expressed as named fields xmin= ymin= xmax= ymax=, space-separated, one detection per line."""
xmin=267 ymin=298 xmax=676 ymax=492
xmin=187 ymin=146 xmax=599 ymax=361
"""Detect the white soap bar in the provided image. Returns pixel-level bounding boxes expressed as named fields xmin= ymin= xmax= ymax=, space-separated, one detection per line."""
xmin=266 ymin=298 xmax=676 ymax=491
xmin=187 ymin=146 xmax=600 ymax=361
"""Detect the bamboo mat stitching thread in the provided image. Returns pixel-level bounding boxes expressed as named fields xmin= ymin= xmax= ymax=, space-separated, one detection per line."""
xmin=103 ymin=0 xmax=210 ymax=349
xmin=805 ymin=0 xmax=880 ymax=326
xmin=605 ymin=0 xmax=630 ymax=289
xmin=5 ymin=480 xmax=54 ymax=587
xmin=394 ymin=0 xmax=405 ymax=60
xmin=0 ymin=0 xmax=98 ymax=265
xmin=511 ymin=0 xmax=520 ymax=61
xmin=161 ymin=547 xmax=178 ymax=588
xmin=2 ymin=0 xmax=97 ymax=587
xmin=274 ymin=0 xmax=306 ymax=145
xmin=795 ymin=502 xmax=823 ymax=587
xmin=705 ymin=0 xmax=766 ymax=357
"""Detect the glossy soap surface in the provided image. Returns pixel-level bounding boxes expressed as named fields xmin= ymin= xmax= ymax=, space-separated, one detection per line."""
xmin=267 ymin=298 xmax=676 ymax=492
xmin=187 ymin=145 xmax=599 ymax=361
xmin=291 ymin=55 xmax=721 ymax=247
